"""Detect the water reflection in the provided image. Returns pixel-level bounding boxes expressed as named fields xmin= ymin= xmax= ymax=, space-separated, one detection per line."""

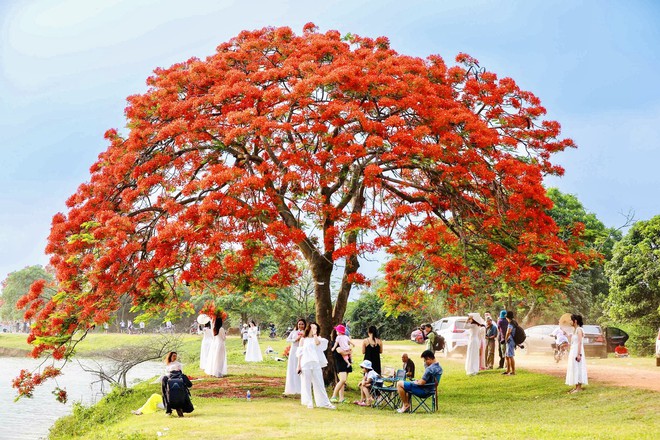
xmin=1 ymin=357 xmax=163 ymax=440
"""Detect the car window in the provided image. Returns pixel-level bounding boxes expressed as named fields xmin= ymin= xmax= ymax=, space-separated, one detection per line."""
xmin=454 ymin=320 xmax=466 ymax=330
xmin=437 ymin=320 xmax=449 ymax=331
xmin=608 ymin=327 xmax=624 ymax=337
xmin=583 ymin=325 xmax=601 ymax=334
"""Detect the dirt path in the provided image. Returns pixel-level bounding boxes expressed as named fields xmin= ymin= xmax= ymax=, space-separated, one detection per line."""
xmin=375 ymin=341 xmax=660 ymax=392
xmin=514 ymin=354 xmax=660 ymax=392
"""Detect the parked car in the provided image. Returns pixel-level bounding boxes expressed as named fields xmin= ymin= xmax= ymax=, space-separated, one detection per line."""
xmin=522 ymin=325 xmax=557 ymax=354
xmin=523 ymin=324 xmax=627 ymax=358
xmin=432 ymin=316 xmax=468 ymax=357
xmin=604 ymin=327 xmax=629 ymax=352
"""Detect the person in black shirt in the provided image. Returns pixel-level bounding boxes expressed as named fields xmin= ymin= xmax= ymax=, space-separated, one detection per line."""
xmin=401 ymin=353 xmax=415 ymax=379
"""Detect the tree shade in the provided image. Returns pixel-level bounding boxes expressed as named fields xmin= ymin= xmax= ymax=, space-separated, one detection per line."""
xmin=19 ymin=24 xmax=584 ymax=367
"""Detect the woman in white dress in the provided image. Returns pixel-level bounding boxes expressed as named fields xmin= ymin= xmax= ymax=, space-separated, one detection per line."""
xmin=566 ymin=314 xmax=588 ymax=393
xmin=245 ymin=320 xmax=263 ymax=362
xmin=284 ymin=318 xmax=306 ymax=395
xmin=656 ymin=327 xmax=660 ymax=365
xmin=205 ymin=315 xmax=228 ymax=377
xmin=478 ymin=324 xmax=486 ymax=370
xmin=465 ymin=313 xmax=484 ymax=375
xmin=199 ymin=322 xmax=213 ymax=370
xmin=296 ymin=322 xmax=335 ymax=409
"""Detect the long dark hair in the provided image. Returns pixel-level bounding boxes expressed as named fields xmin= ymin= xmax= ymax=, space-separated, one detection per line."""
xmin=213 ymin=315 xmax=224 ymax=336
xmin=304 ymin=322 xmax=320 ymax=338
xmin=165 ymin=351 xmax=177 ymax=364
xmin=571 ymin=314 xmax=584 ymax=327
xmin=368 ymin=325 xmax=379 ymax=339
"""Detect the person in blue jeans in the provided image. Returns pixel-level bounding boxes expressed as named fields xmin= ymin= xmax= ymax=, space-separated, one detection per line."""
xmin=396 ymin=350 xmax=442 ymax=413
xmin=504 ymin=310 xmax=517 ymax=375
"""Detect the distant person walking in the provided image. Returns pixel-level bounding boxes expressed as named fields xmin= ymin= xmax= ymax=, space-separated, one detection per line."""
xmin=362 ymin=325 xmax=383 ymax=375
xmin=566 ymin=314 xmax=588 ymax=393
xmin=497 ymin=310 xmax=508 ymax=369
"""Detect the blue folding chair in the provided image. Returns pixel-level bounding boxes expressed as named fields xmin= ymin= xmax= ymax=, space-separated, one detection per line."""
xmin=371 ymin=369 xmax=406 ymax=410
xmin=406 ymin=372 xmax=441 ymax=413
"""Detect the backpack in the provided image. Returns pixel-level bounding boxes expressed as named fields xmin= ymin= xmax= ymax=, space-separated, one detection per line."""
xmin=432 ymin=332 xmax=445 ymax=352
xmin=166 ymin=376 xmax=187 ymax=408
xmin=512 ymin=321 xmax=526 ymax=346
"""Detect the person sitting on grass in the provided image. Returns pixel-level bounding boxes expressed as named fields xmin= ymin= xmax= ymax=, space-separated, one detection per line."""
xmin=354 ymin=359 xmax=380 ymax=406
xmin=396 ymin=350 xmax=442 ymax=413
xmin=132 ymin=351 xmax=190 ymax=417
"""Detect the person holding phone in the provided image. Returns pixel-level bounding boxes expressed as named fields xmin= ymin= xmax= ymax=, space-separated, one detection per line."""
xmin=565 ymin=314 xmax=588 ymax=393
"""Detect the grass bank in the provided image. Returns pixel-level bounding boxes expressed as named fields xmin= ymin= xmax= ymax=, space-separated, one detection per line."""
xmin=3 ymin=334 xmax=657 ymax=439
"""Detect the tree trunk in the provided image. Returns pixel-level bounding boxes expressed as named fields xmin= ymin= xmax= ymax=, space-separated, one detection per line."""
xmin=310 ymin=258 xmax=339 ymax=384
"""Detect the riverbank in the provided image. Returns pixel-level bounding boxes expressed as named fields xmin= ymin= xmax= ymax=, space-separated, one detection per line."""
xmin=18 ymin=336 xmax=654 ymax=440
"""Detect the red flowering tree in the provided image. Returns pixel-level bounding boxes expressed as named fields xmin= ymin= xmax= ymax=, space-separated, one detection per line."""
xmin=20 ymin=24 xmax=585 ymax=383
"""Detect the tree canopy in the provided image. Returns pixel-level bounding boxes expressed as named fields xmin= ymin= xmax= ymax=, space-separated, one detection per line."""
xmin=605 ymin=215 xmax=660 ymax=354
xmin=515 ymin=188 xmax=620 ymax=323
xmin=20 ymin=24 xmax=581 ymax=364
xmin=1 ymin=265 xmax=54 ymax=321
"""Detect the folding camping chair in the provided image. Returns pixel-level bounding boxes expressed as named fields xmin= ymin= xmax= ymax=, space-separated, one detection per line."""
xmin=371 ymin=369 xmax=406 ymax=410
xmin=406 ymin=372 xmax=441 ymax=413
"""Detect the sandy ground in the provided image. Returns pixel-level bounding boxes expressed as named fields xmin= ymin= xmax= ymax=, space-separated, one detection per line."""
xmin=513 ymin=353 xmax=660 ymax=392
xmin=379 ymin=342 xmax=660 ymax=392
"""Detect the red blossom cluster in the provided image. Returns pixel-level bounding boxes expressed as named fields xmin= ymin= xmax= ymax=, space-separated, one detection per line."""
xmin=52 ymin=387 xmax=68 ymax=404
xmin=12 ymin=366 xmax=62 ymax=401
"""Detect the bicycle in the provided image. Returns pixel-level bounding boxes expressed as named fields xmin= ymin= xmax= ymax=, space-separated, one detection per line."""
xmin=552 ymin=342 xmax=569 ymax=363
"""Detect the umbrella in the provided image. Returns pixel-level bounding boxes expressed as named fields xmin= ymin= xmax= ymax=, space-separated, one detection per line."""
xmin=468 ymin=313 xmax=485 ymax=325
xmin=197 ymin=314 xmax=211 ymax=325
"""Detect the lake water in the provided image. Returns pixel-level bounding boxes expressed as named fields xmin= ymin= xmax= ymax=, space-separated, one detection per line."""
xmin=0 ymin=357 xmax=164 ymax=440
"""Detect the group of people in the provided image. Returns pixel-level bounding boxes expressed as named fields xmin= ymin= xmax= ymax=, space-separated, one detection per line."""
xmin=280 ymin=319 xmax=442 ymax=414
xmin=462 ymin=310 xmax=514 ymax=376
xmin=280 ymin=320 xmax=386 ymax=410
xmin=134 ymin=310 xmax=593 ymax=419
xmin=462 ymin=310 xmax=588 ymax=393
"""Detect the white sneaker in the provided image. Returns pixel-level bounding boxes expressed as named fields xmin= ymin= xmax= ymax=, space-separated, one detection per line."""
xmin=323 ymin=404 xmax=336 ymax=410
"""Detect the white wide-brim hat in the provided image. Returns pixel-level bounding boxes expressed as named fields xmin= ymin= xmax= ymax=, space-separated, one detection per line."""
xmin=468 ymin=313 xmax=485 ymax=325
xmin=197 ymin=314 xmax=211 ymax=325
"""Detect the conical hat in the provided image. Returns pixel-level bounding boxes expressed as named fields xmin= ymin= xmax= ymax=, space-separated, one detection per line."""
xmin=468 ymin=313 xmax=485 ymax=325
xmin=558 ymin=313 xmax=573 ymax=334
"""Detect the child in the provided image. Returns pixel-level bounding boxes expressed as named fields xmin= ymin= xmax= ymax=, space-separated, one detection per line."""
xmin=332 ymin=324 xmax=354 ymax=368
xmin=551 ymin=327 xmax=570 ymax=352
xmin=354 ymin=360 xmax=380 ymax=406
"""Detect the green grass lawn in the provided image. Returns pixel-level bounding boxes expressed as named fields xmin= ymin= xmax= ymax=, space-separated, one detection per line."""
xmin=38 ymin=335 xmax=659 ymax=440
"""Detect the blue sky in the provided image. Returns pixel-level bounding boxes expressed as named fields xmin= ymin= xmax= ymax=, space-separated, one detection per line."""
xmin=1 ymin=0 xmax=659 ymax=283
